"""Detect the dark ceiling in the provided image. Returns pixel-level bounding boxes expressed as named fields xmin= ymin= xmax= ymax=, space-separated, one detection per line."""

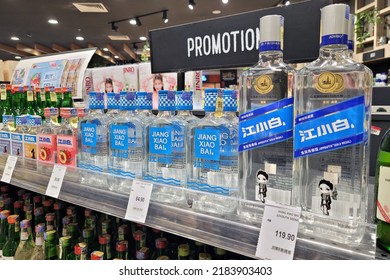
xmin=0 ymin=0 xmax=306 ymax=63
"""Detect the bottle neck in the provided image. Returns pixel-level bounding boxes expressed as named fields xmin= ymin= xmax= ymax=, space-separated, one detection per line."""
xmin=138 ymin=109 xmax=153 ymax=116
xmin=8 ymin=223 xmax=15 ymax=240
xmin=223 ymin=111 xmax=237 ymax=117
xmin=258 ymin=50 xmax=284 ymax=64
xmin=121 ymin=109 xmax=137 ymax=116
xmin=319 ymin=44 xmax=348 ymax=60
xmin=177 ymin=110 xmax=193 ymax=116
xmin=35 ymin=232 xmax=44 ymax=246
xmin=157 ymin=110 xmax=174 ymax=117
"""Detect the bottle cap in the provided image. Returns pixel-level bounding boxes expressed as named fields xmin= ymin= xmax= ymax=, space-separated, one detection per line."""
xmin=44 ymin=108 xmax=59 ymax=118
xmin=99 ymin=235 xmax=107 ymax=245
xmin=16 ymin=115 xmax=28 ymax=126
xmin=66 ymin=206 xmax=76 ymax=216
xmin=33 ymin=195 xmax=42 ymax=204
xmin=178 ymin=244 xmax=190 ymax=257
xmin=13 ymin=200 xmax=22 ymax=209
xmin=176 ymin=91 xmax=193 ymax=110
xmin=91 ymin=251 xmax=104 ymax=260
xmin=0 ymin=186 xmax=9 ymax=193
xmin=77 ymin=108 xmax=89 ymax=118
xmin=62 ymin=215 xmax=72 ymax=226
xmin=59 ymin=236 xmax=71 ymax=247
xmin=67 ymin=222 xmax=78 ymax=233
xmin=83 ymin=228 xmax=93 ymax=238
xmin=74 ymin=243 xmax=81 ymax=255
xmin=88 ymin=92 xmax=105 ymax=109
xmin=116 ymin=241 xmax=127 ymax=252
xmin=259 ymin=15 xmax=284 ymax=51
xmin=2 ymin=115 xmax=13 ymax=126
xmin=347 ymin=14 xmax=355 ymax=51
xmin=0 ymin=210 xmax=11 ymax=220
xmin=214 ymin=247 xmax=226 ymax=256
xmin=45 ymin=213 xmax=55 ymax=222
xmin=118 ymin=224 xmax=128 ymax=235
xmin=20 ymin=219 xmax=31 ymax=229
xmin=222 ymin=89 xmax=238 ymax=111
xmin=320 ymin=4 xmax=349 ymax=46
xmin=35 ymin=223 xmax=45 ymax=233
xmin=28 ymin=116 xmax=42 ymax=127
xmin=157 ymin=255 xmax=170 ymax=260
xmin=4 ymin=197 xmax=12 ymax=205
xmin=53 ymin=201 xmax=63 ymax=211
xmin=133 ymin=230 xmax=145 ymax=241
xmin=199 ymin=253 xmax=212 ymax=260
xmin=158 ymin=90 xmax=176 ymax=111
xmin=75 ymin=242 xmax=87 ymax=255
xmin=44 ymin=86 xmax=50 ymax=92
xmin=43 ymin=199 xmax=53 ymax=207
xmin=107 ymin=92 xmax=120 ymax=109
xmin=34 ymin=207 xmax=43 ymax=216
xmin=55 ymin=87 xmax=62 ymax=93
xmin=119 ymin=91 xmax=137 ymax=110
xmin=6 ymin=84 xmax=12 ymax=91
xmin=62 ymin=87 xmax=70 ymax=93
xmin=155 ymin=237 xmax=167 ymax=249
xmin=7 ymin=214 xmax=19 ymax=224
xmin=17 ymin=189 xmax=25 ymax=197
xmin=35 ymin=87 xmax=40 ymax=92
xmin=136 ymin=247 xmax=149 ymax=260
xmin=23 ymin=204 xmax=32 ymax=212
xmin=84 ymin=208 xmax=92 ymax=217
xmin=22 ymin=192 xmax=31 ymax=201
xmin=137 ymin=91 xmax=153 ymax=110
xmin=204 ymin=88 xmax=221 ymax=112
xmin=60 ymin=107 xmax=78 ymax=118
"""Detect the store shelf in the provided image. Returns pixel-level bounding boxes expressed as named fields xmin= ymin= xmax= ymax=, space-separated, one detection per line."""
xmin=0 ymin=155 xmax=387 ymax=260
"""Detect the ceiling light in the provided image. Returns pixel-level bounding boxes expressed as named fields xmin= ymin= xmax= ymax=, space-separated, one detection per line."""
xmin=222 ymin=0 xmax=228 ymax=3
xmin=188 ymin=0 xmax=195 ymax=10
xmin=285 ymin=0 xmax=290 ymax=5
xmin=129 ymin=18 xmax=137 ymax=25
xmin=162 ymin=10 xmax=168 ymax=23
xmin=76 ymin=36 xmax=84 ymax=41
xmin=139 ymin=36 xmax=147 ymax=41
xmin=11 ymin=36 xmax=19 ymax=41
xmin=48 ymin=19 xmax=58 ymax=24
xmin=212 ymin=10 xmax=221 ymax=14
xmin=15 ymin=56 xmax=21 ymax=60
xmin=114 ymin=55 xmax=119 ymax=59
xmin=103 ymin=47 xmax=109 ymax=51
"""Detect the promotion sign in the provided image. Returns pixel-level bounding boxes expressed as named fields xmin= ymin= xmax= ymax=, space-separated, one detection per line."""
xmin=150 ymin=0 xmax=332 ymax=73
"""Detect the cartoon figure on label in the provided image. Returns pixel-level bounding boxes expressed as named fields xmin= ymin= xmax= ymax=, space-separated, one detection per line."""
xmin=257 ymin=170 xmax=268 ymax=203
xmin=3 ymin=146 xmax=7 ymax=154
xmin=319 ymin=179 xmax=337 ymax=215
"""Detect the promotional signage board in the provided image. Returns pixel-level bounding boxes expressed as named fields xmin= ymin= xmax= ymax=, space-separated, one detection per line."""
xmin=150 ymin=0 xmax=331 ymax=73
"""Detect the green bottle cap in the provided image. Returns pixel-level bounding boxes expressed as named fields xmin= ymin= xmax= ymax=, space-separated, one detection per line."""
xmin=178 ymin=244 xmax=190 ymax=257
xmin=83 ymin=228 xmax=93 ymax=238
xmin=60 ymin=236 xmax=71 ymax=247
xmin=199 ymin=253 xmax=212 ymax=260
xmin=44 ymin=230 xmax=57 ymax=241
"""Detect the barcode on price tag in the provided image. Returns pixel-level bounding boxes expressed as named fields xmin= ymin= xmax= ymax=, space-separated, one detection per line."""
xmin=1 ymin=155 xmax=17 ymax=183
xmin=46 ymin=165 xmax=67 ymax=198
xmin=256 ymin=201 xmax=301 ymax=260
xmin=124 ymin=180 xmax=153 ymax=223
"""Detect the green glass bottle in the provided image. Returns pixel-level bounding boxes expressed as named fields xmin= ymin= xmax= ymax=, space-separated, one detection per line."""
xmin=155 ymin=237 xmax=168 ymax=259
xmin=115 ymin=241 xmax=128 ymax=260
xmin=23 ymin=85 xmax=37 ymax=116
xmin=61 ymin=215 xmax=72 ymax=237
xmin=178 ymin=244 xmax=190 ymax=260
xmin=43 ymin=199 xmax=53 ymax=214
xmin=199 ymin=252 xmax=212 ymax=260
xmin=68 ymin=242 xmax=88 ymax=260
xmin=53 ymin=201 xmax=65 ymax=239
xmin=34 ymin=87 xmax=45 ymax=118
xmin=91 ymin=250 xmax=104 ymax=260
xmin=21 ymin=86 xmax=29 ymax=114
xmin=67 ymin=222 xmax=80 ymax=248
xmin=44 ymin=230 xmax=58 ymax=260
xmin=33 ymin=195 xmax=42 ymax=210
xmin=0 ymin=84 xmax=6 ymax=120
xmin=133 ymin=230 xmax=146 ymax=259
xmin=59 ymin=236 xmax=72 ymax=260
xmin=54 ymin=87 xmax=63 ymax=110
xmin=24 ymin=204 xmax=33 ymax=222
xmin=375 ymin=128 xmax=390 ymax=252
xmin=12 ymin=86 xmax=23 ymax=118
xmin=17 ymin=189 xmax=25 ymax=202
xmin=4 ymin=85 xmax=13 ymax=117
xmin=98 ymin=234 xmax=112 ymax=260
xmin=62 ymin=87 xmax=73 ymax=108
xmin=13 ymin=201 xmax=24 ymax=221
xmin=0 ymin=210 xmax=11 ymax=259
xmin=82 ymin=228 xmax=95 ymax=259
xmin=4 ymin=197 xmax=13 ymax=213
xmin=213 ymin=247 xmax=228 ymax=260
xmin=34 ymin=207 xmax=45 ymax=230
xmin=48 ymin=86 xmax=57 ymax=108
xmin=2 ymin=214 xmax=20 ymax=260
xmin=14 ymin=219 xmax=35 ymax=260
xmin=30 ymin=223 xmax=45 ymax=260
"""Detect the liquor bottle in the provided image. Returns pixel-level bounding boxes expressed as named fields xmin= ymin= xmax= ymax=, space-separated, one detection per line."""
xmin=293 ymin=4 xmax=372 ymax=242
xmin=82 ymin=228 xmax=95 ymax=259
xmin=67 ymin=222 xmax=80 ymax=248
xmin=1 ymin=84 xmax=13 ymax=119
xmin=0 ymin=115 xmax=12 ymax=156
xmin=213 ymin=247 xmax=227 ymax=260
xmin=145 ymin=90 xmax=187 ymax=204
xmin=136 ymin=91 xmax=155 ymax=122
xmin=0 ymin=84 xmax=5 ymax=121
xmin=98 ymin=235 xmax=111 ymax=260
xmin=34 ymin=207 xmax=45 ymax=230
xmin=176 ymin=91 xmax=198 ymax=123
xmin=14 ymin=219 xmax=35 ymax=260
xmin=0 ymin=210 xmax=11 ymax=259
xmin=13 ymin=201 xmax=23 ymax=220
xmin=11 ymin=115 xmax=27 ymax=157
xmin=21 ymin=86 xmax=28 ymax=114
xmin=59 ymin=236 xmax=72 ymax=260
xmin=34 ymin=87 xmax=45 ymax=118
xmin=37 ymin=108 xmax=59 ymax=164
xmin=91 ymin=250 xmax=104 ymax=260
xmin=154 ymin=237 xmax=168 ymax=259
xmin=53 ymin=201 xmax=65 ymax=239
xmin=187 ymin=88 xmax=239 ymax=215
xmin=44 ymin=230 xmax=58 ymax=260
xmin=23 ymin=86 xmax=37 ymax=116
xmin=57 ymin=108 xmax=78 ymax=167
xmin=23 ymin=116 xmax=41 ymax=161
xmin=17 ymin=189 xmax=25 ymax=201
xmin=115 ymin=241 xmax=128 ymax=260
xmin=178 ymin=244 xmax=190 ymax=260
xmin=30 ymin=223 xmax=45 ymax=260
xmin=68 ymin=242 xmax=88 ymax=260
xmin=45 ymin=213 xmax=55 ymax=231
xmin=54 ymin=87 xmax=63 ymax=110
xmin=136 ymin=247 xmax=150 ymax=260
xmin=12 ymin=86 xmax=23 ymax=117
xmin=62 ymin=87 xmax=73 ymax=108
xmin=23 ymin=204 xmax=32 ymax=222
xmin=239 ymin=15 xmax=295 ymax=222
xmin=33 ymin=195 xmax=42 ymax=209
xmin=61 ymin=215 xmax=72 ymax=237
xmin=4 ymin=197 xmax=13 ymax=212
xmin=133 ymin=230 xmax=146 ymax=258
xmin=43 ymin=198 xmax=53 ymax=214
xmin=375 ymin=129 xmax=390 ymax=252
xmin=108 ymin=91 xmax=145 ymax=192
xmin=66 ymin=206 xmax=78 ymax=223
xmin=45 ymin=86 xmax=55 ymax=108
xmin=106 ymin=92 xmax=120 ymax=118
xmin=2 ymin=214 xmax=20 ymax=260
xmin=78 ymin=92 xmax=109 ymax=186
xmin=347 ymin=14 xmax=355 ymax=58
xmin=199 ymin=252 xmax=212 ymax=260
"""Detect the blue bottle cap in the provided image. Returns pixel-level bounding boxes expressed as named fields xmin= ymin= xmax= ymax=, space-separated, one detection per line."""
xmin=2 ymin=115 xmax=13 ymax=125
xmin=158 ymin=90 xmax=176 ymax=111
xmin=137 ymin=91 xmax=153 ymax=110
xmin=222 ymin=90 xmax=238 ymax=112
xmin=176 ymin=91 xmax=193 ymax=111
xmin=16 ymin=115 xmax=28 ymax=126
xmin=89 ymin=92 xmax=105 ymax=109
xmin=120 ymin=91 xmax=137 ymax=110
xmin=28 ymin=116 xmax=42 ymax=127
xmin=204 ymin=88 xmax=222 ymax=112
xmin=107 ymin=92 xmax=120 ymax=109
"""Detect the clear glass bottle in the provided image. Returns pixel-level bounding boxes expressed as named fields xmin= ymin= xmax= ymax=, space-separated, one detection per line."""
xmin=2 ymin=214 xmax=20 ymax=260
xmin=239 ymin=15 xmax=295 ymax=223
xmin=145 ymin=90 xmax=188 ymax=205
xmin=106 ymin=92 xmax=120 ymax=118
xmin=108 ymin=91 xmax=145 ymax=193
xmin=136 ymin=91 xmax=156 ymax=123
xmin=37 ymin=108 xmax=59 ymax=164
xmin=0 ymin=115 xmax=13 ymax=156
xmin=11 ymin=115 xmax=28 ymax=157
xmin=347 ymin=14 xmax=355 ymax=59
xmin=14 ymin=219 xmax=35 ymax=260
xmin=187 ymin=88 xmax=239 ymax=215
xmin=24 ymin=116 xmax=42 ymax=161
xmin=176 ymin=91 xmax=198 ymax=123
xmin=78 ymin=92 xmax=109 ymax=187
xmin=57 ymin=108 xmax=78 ymax=167
xmin=292 ymin=4 xmax=372 ymax=243
xmin=30 ymin=223 xmax=45 ymax=260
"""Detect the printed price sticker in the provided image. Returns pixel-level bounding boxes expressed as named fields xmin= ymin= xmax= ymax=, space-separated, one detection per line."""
xmin=1 ymin=155 xmax=17 ymax=183
xmin=256 ymin=201 xmax=301 ymax=260
xmin=124 ymin=180 xmax=153 ymax=223
xmin=46 ymin=164 xmax=67 ymax=198
xmin=371 ymin=125 xmax=381 ymax=136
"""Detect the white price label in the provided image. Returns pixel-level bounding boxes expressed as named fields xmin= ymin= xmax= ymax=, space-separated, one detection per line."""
xmin=1 ymin=155 xmax=17 ymax=183
xmin=256 ymin=201 xmax=301 ymax=260
xmin=46 ymin=165 xmax=67 ymax=198
xmin=124 ymin=180 xmax=153 ymax=224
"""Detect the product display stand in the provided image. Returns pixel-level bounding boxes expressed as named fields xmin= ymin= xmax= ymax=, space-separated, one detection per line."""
xmin=0 ymin=155 xmax=386 ymax=260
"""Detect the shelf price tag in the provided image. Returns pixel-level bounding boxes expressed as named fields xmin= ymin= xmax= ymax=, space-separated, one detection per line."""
xmin=46 ymin=164 xmax=67 ymax=198
xmin=1 ymin=155 xmax=17 ymax=183
xmin=124 ymin=180 xmax=153 ymax=224
xmin=256 ymin=201 xmax=301 ymax=260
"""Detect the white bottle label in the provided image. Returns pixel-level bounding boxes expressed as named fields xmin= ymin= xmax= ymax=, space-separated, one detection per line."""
xmin=377 ymin=166 xmax=390 ymax=222
xmin=21 ymin=231 xmax=28 ymax=241
xmin=36 ymin=237 xmax=43 ymax=246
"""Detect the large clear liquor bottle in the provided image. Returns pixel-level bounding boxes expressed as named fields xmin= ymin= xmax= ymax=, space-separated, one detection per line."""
xmin=347 ymin=14 xmax=355 ymax=58
xmin=136 ymin=91 xmax=156 ymax=123
xmin=78 ymin=92 xmax=109 ymax=187
xmin=239 ymin=15 xmax=295 ymax=222
xmin=106 ymin=92 xmax=120 ymax=118
xmin=187 ymin=88 xmax=239 ymax=215
xmin=108 ymin=91 xmax=145 ymax=193
xmin=145 ymin=90 xmax=187 ymax=205
xmin=176 ymin=91 xmax=198 ymax=124
xmin=293 ymin=4 xmax=372 ymax=243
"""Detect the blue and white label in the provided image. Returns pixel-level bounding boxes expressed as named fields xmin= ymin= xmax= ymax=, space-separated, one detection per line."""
xmin=195 ymin=128 xmax=220 ymax=160
xmin=11 ymin=133 xmax=23 ymax=142
xmin=149 ymin=127 xmax=172 ymax=155
xmin=23 ymin=134 xmax=37 ymax=143
xmin=82 ymin=123 xmax=97 ymax=147
xmin=294 ymin=96 xmax=365 ymax=158
xmin=321 ymin=34 xmax=347 ymax=46
xmin=259 ymin=41 xmax=281 ymax=52
xmin=172 ymin=124 xmax=185 ymax=152
xmin=110 ymin=125 xmax=128 ymax=150
xmin=238 ymin=97 xmax=293 ymax=152
xmin=0 ymin=132 xmax=11 ymax=156
xmin=11 ymin=133 xmax=23 ymax=157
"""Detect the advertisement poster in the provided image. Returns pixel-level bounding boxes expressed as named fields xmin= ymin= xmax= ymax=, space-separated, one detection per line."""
xmin=91 ymin=64 xmax=139 ymax=93
xmin=26 ymin=60 xmax=66 ymax=88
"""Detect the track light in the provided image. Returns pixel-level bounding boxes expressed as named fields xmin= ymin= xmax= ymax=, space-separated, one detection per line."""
xmin=111 ymin=22 xmax=118 ymax=32
xmin=135 ymin=17 xmax=142 ymax=26
xmin=188 ymin=0 xmax=195 ymax=10
xmin=129 ymin=18 xmax=137 ymax=25
xmin=162 ymin=10 xmax=168 ymax=23
xmin=276 ymin=0 xmax=290 ymax=6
